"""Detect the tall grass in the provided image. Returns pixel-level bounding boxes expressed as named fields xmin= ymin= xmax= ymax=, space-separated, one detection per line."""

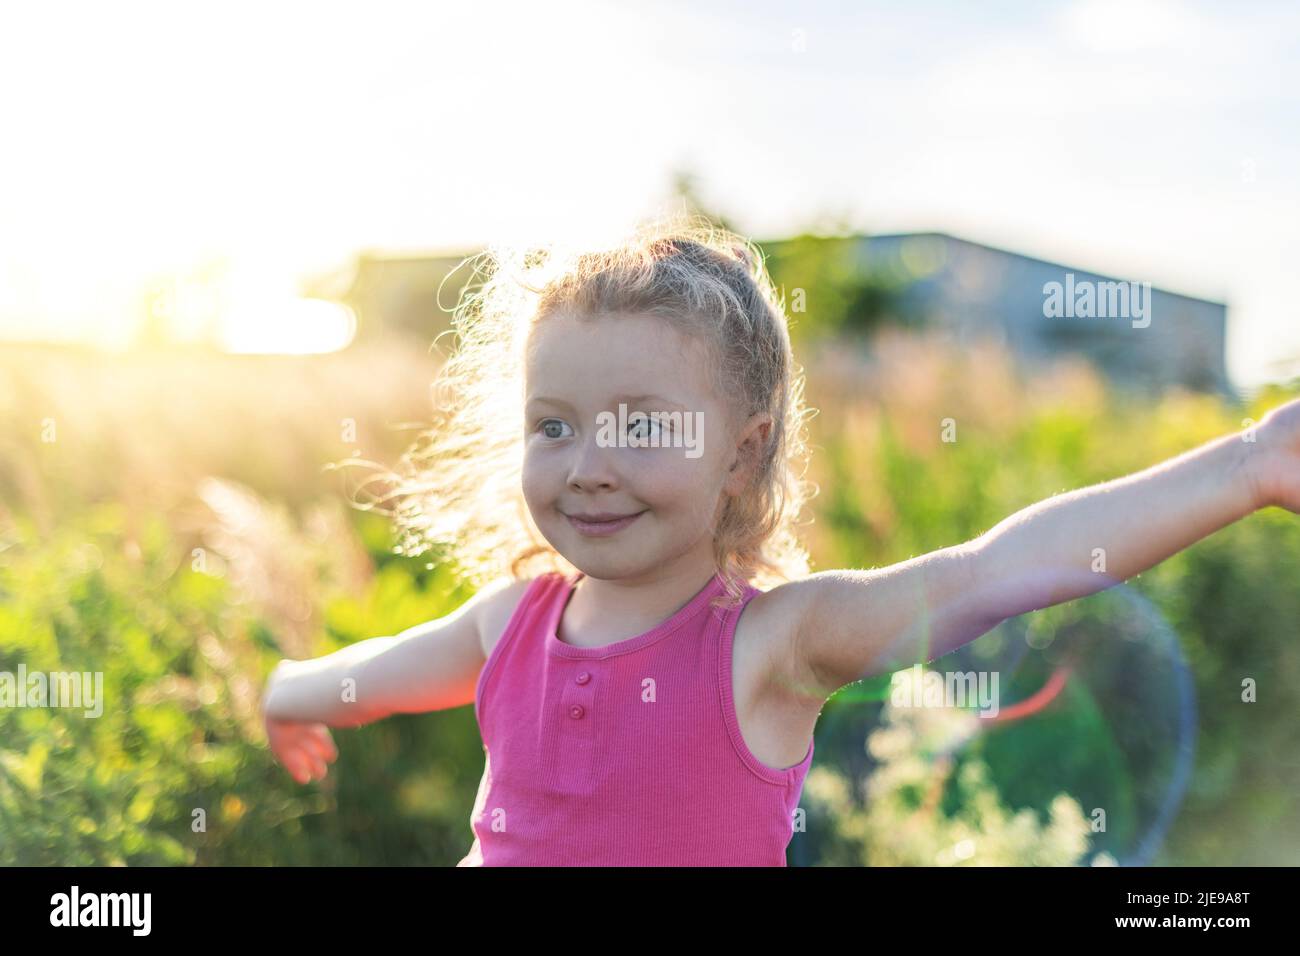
xmin=1 ymin=332 xmax=1296 ymax=864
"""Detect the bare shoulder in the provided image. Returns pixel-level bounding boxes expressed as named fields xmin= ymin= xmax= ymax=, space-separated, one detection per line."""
xmin=735 ymin=578 xmax=837 ymax=706
xmin=472 ymin=576 xmax=537 ymax=660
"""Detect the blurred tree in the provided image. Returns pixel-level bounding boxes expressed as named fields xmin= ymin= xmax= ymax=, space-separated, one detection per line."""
xmin=662 ymin=169 xmax=911 ymax=346
xmin=763 ymin=232 xmax=915 ymax=346
xmin=667 ymin=167 xmax=739 ymax=233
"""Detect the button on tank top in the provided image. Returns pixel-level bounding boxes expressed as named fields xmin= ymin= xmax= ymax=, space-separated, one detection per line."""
xmin=457 ymin=570 xmax=815 ymax=866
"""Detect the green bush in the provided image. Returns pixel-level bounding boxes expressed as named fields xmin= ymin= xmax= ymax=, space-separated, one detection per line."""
xmin=2 ymin=338 xmax=1296 ymax=864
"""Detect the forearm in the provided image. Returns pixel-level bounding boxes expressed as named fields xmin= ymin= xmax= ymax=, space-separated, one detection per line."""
xmin=967 ymin=427 xmax=1263 ymax=622
xmin=261 ymin=636 xmax=400 ymax=727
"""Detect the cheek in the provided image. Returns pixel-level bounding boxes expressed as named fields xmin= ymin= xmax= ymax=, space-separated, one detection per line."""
xmin=637 ymin=452 xmax=724 ymax=511
xmin=520 ymin=450 xmax=555 ymax=508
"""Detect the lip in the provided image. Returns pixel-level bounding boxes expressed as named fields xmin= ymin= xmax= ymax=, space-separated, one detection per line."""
xmin=564 ymin=510 xmax=646 ymax=537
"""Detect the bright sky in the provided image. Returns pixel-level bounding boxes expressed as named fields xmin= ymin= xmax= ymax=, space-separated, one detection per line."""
xmin=1 ymin=0 xmax=1297 ymax=384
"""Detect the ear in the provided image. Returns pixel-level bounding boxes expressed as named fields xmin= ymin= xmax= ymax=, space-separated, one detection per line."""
xmin=724 ymin=412 xmax=774 ymax=495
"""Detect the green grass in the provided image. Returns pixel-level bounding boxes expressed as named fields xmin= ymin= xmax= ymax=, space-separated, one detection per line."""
xmin=2 ymin=334 xmax=1297 ymax=864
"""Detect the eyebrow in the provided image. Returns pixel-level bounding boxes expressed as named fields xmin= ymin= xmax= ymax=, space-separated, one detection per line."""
xmin=526 ymin=394 xmax=691 ymax=412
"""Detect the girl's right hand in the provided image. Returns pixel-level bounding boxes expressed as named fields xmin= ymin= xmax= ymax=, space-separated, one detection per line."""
xmin=265 ymin=716 xmax=338 ymax=784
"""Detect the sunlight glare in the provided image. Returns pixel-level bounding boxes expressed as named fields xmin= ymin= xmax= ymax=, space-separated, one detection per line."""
xmin=218 ymin=297 xmax=356 ymax=354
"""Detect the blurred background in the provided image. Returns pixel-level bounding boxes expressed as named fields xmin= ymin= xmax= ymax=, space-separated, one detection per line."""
xmin=2 ymin=0 xmax=1298 ymax=865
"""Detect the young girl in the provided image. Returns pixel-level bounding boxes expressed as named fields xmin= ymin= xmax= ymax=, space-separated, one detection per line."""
xmin=260 ymin=216 xmax=1300 ymax=866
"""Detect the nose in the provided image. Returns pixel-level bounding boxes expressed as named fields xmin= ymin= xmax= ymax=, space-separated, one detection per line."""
xmin=567 ymin=429 xmax=619 ymax=493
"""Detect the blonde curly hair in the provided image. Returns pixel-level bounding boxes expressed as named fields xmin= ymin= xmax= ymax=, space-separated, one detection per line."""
xmin=353 ymin=213 xmax=818 ymax=609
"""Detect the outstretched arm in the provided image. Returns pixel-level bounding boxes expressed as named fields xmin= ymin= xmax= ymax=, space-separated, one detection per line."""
xmin=782 ymin=398 xmax=1300 ymax=695
xmin=261 ymin=577 xmax=513 ymax=727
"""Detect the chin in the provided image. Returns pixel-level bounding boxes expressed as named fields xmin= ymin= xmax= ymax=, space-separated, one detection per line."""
xmin=565 ymin=549 xmax=652 ymax=580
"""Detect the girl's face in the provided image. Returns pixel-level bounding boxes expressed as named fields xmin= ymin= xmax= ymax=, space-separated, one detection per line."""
xmin=522 ymin=311 xmax=768 ymax=583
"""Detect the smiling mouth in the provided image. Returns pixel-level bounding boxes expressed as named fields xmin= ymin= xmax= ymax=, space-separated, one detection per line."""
xmin=563 ymin=510 xmax=647 ymax=536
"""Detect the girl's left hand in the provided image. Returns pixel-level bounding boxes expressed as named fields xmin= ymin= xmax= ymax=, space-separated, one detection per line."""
xmin=1252 ymin=397 xmax=1300 ymax=513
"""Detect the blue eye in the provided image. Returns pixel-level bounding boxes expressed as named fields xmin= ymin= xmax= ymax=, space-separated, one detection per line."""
xmin=539 ymin=419 xmax=573 ymax=439
xmin=627 ymin=415 xmax=666 ymax=441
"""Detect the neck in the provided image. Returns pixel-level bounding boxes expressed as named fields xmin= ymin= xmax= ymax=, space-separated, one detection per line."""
xmin=563 ymin=550 xmax=721 ymax=645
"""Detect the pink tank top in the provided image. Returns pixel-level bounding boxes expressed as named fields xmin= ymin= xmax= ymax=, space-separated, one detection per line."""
xmin=457 ymin=569 xmax=814 ymax=866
